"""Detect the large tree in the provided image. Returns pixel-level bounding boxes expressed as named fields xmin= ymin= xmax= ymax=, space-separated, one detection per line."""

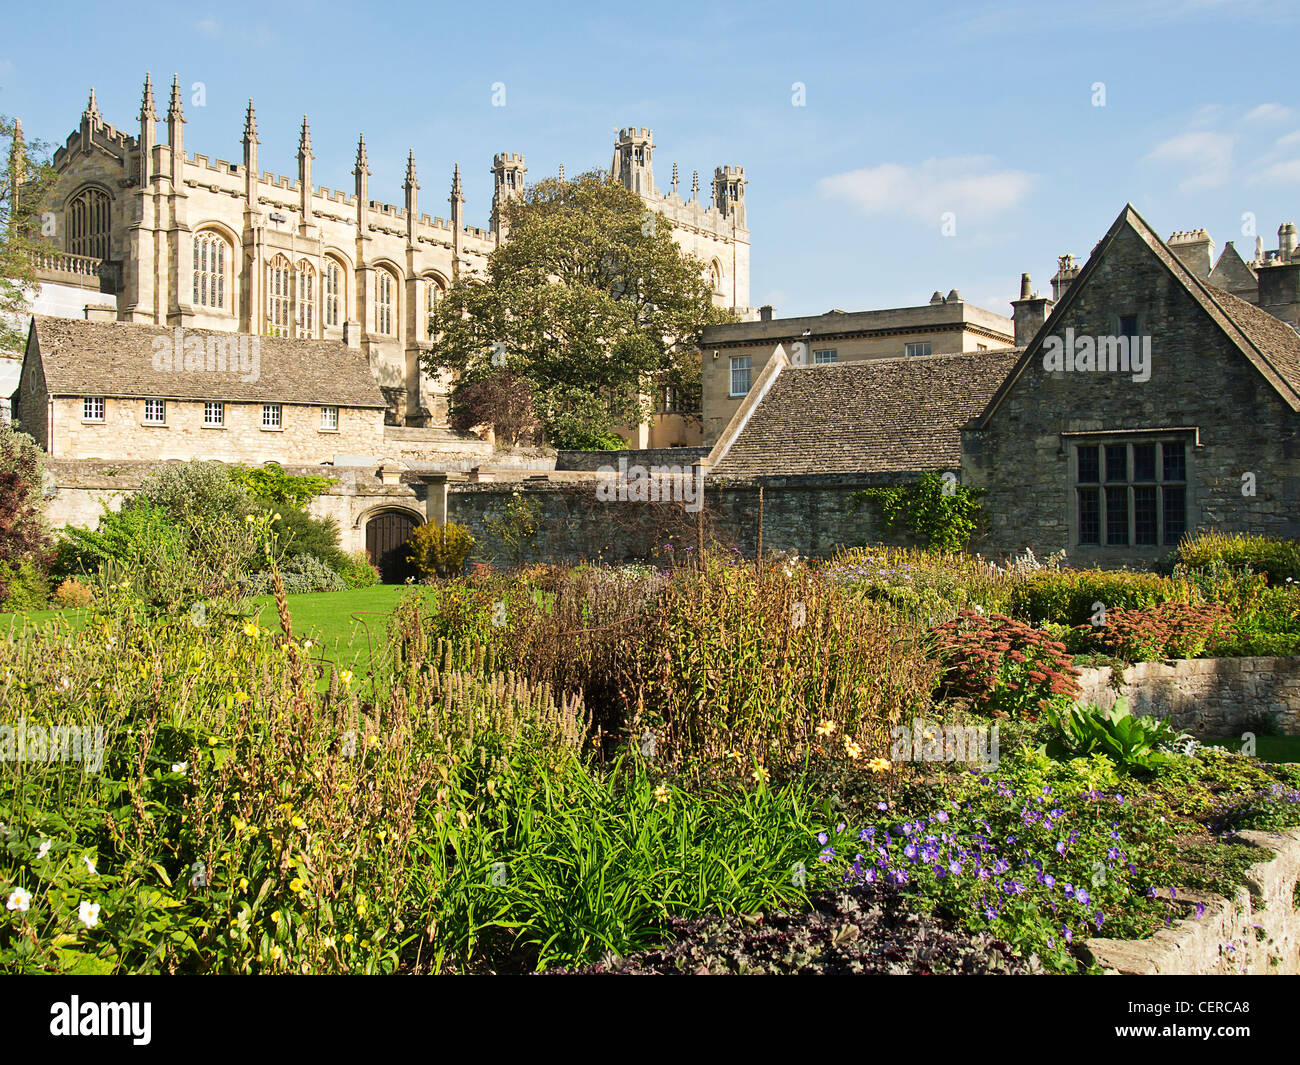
xmin=424 ymin=171 xmax=731 ymax=448
xmin=1 ymin=116 xmax=57 ymax=358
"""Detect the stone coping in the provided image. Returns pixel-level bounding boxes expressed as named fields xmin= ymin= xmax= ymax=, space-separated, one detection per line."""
xmin=1081 ymin=827 xmax=1300 ymax=974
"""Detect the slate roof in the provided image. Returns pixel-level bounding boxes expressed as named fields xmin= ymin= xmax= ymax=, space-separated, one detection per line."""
xmin=26 ymin=316 xmax=388 ymax=408
xmin=709 ymin=348 xmax=1023 ymax=477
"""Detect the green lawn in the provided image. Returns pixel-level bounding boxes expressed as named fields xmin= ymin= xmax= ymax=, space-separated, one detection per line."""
xmin=1206 ymin=734 xmax=1300 ymax=764
xmin=0 ymin=584 xmax=418 ymax=672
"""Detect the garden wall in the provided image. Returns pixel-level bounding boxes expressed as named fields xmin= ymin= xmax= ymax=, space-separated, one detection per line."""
xmin=1083 ymin=828 xmax=1300 ymax=975
xmin=1075 ymin=657 xmax=1300 ymax=737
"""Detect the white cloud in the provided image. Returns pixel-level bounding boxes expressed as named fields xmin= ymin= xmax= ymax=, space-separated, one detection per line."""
xmin=816 ymin=156 xmax=1034 ymax=224
xmin=1245 ymin=103 xmax=1293 ymax=123
xmin=1274 ymin=129 xmax=1300 ymax=150
xmin=1249 ymin=159 xmax=1300 ymax=186
xmin=1143 ymin=131 xmax=1234 ymax=192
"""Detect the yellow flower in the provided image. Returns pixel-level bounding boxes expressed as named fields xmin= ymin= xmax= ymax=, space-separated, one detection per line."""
xmin=289 ymin=877 xmax=306 ymax=895
xmin=290 ymin=816 xmax=306 ymax=831
xmin=815 ymin=720 xmax=836 ymax=737
xmin=343 ymin=933 xmax=354 ymax=944
xmin=339 ymin=670 xmax=354 ymax=685
xmin=207 ymin=736 xmax=219 ymax=746
xmin=653 ymin=784 xmax=671 ymax=804
xmin=751 ymin=766 xmax=769 ymax=785
xmin=243 ymin=621 xmax=260 ymax=639
xmin=270 ymin=912 xmax=280 ymax=924
xmin=867 ymin=757 xmax=891 ymax=774
xmin=234 ymin=691 xmax=251 ymax=704
xmin=844 ymin=739 xmax=863 ymax=759
xmin=239 ymin=877 xmax=249 ymax=890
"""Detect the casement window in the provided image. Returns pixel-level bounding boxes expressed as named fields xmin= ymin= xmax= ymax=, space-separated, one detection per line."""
xmin=143 ymin=398 xmax=166 ymax=425
xmin=813 ymin=349 xmax=838 ymax=364
xmin=262 ymin=404 xmax=282 ymax=430
xmin=193 ymin=232 xmax=229 ymax=309
xmin=204 ymin=401 xmax=224 ymax=427
xmin=729 ymin=355 xmax=751 ymax=396
xmin=82 ymin=396 xmax=105 ymax=421
xmin=1075 ymin=439 xmax=1188 ymax=548
xmin=320 ymin=405 xmax=338 ymax=431
xmin=905 ymin=342 xmax=931 ymax=357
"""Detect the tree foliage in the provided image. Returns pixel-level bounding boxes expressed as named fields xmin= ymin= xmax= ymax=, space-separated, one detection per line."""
xmin=1 ymin=116 xmax=58 ymax=358
xmin=425 ymin=171 xmax=731 ymax=447
xmin=0 ymin=424 xmax=51 ymax=600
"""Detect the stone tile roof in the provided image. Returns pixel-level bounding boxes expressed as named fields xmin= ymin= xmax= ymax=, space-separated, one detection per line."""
xmin=27 ymin=316 xmax=388 ymax=408
xmin=1203 ymin=285 xmax=1300 ymax=392
xmin=710 ymin=348 xmax=1023 ymax=477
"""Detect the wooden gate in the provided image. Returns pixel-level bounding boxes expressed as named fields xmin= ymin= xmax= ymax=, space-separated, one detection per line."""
xmin=365 ymin=510 xmax=421 ymax=583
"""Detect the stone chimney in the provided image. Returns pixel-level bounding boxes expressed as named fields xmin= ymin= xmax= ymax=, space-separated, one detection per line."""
xmin=1167 ymin=229 xmax=1214 ymax=278
xmin=1279 ymin=222 xmax=1298 ymax=260
xmin=1011 ymin=273 xmax=1053 ymax=348
xmin=759 ymin=304 xmax=773 ymax=323
xmin=1258 ymin=258 xmax=1300 ymax=329
xmin=343 ymin=320 xmax=362 ymax=348
xmin=1051 ymin=254 xmax=1080 ymax=302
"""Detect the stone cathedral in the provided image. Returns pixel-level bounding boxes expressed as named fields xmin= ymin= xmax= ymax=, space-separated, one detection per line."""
xmin=36 ymin=75 xmax=753 ymax=437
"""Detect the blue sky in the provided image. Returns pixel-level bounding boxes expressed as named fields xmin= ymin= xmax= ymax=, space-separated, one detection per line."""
xmin=3 ymin=0 xmax=1298 ymax=318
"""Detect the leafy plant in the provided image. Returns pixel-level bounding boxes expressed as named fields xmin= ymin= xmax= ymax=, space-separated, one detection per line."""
xmin=1010 ymin=569 xmax=1194 ymax=627
xmin=852 ymin=471 xmax=983 ymax=552
xmin=406 ymin=521 xmax=475 ymax=579
xmin=1043 ymin=699 xmax=1181 ymax=772
xmin=1172 ymin=530 xmax=1300 ymax=586
xmin=230 ymin=464 xmax=335 ymax=508
xmin=932 ymin=610 xmax=1079 ymax=718
xmin=0 ymin=424 xmax=52 ymax=602
xmin=483 ymin=493 xmax=542 ymax=567
xmin=1077 ymin=602 xmax=1235 ymax=661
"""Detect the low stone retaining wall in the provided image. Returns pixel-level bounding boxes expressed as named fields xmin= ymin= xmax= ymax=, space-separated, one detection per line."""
xmin=1082 ymin=828 xmax=1300 ymax=974
xmin=1075 ymin=656 xmax=1300 ymax=737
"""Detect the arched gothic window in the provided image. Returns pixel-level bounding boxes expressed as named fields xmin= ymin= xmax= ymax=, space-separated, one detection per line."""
xmin=267 ymin=255 xmax=292 ymax=335
xmin=296 ymin=260 xmax=316 ymax=337
xmin=324 ymin=258 xmax=345 ymax=327
xmin=709 ymin=261 xmax=723 ymax=294
xmin=193 ymin=231 xmax=229 ymax=309
xmin=68 ymin=188 xmax=111 ymax=260
xmin=376 ymin=269 xmax=396 ymax=335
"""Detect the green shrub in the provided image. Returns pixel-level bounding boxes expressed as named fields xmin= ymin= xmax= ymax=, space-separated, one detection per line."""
xmin=338 ymin=551 xmax=380 ymax=590
xmin=50 ymin=578 xmax=93 ymax=609
xmin=0 ymin=558 xmax=51 ymax=612
xmin=136 ymin=461 xmax=252 ymax=529
xmin=827 ymin=546 xmax=1014 ymax=625
xmin=1172 ymin=530 xmax=1300 ymax=585
xmin=240 ymin=554 xmax=347 ymax=595
xmin=252 ymin=499 xmax=348 ymax=573
xmin=406 ymin=522 xmax=475 ymax=579
xmin=1010 ymin=569 xmax=1194 ymax=627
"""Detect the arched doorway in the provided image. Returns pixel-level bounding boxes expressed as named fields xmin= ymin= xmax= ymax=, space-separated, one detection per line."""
xmin=365 ymin=510 xmax=421 ymax=583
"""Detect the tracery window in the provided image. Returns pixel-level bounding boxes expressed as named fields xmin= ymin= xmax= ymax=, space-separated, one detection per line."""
xmin=193 ymin=231 xmax=229 ymax=309
xmin=68 ymin=188 xmax=111 ymax=259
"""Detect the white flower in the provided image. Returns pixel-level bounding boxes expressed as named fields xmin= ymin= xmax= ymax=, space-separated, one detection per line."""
xmin=82 ymin=855 xmax=97 ymax=876
xmin=37 ymin=839 xmax=51 ymax=860
xmin=6 ymin=887 xmax=32 ymax=912
xmin=77 ymin=900 xmax=101 ymax=928
xmin=171 ymin=762 xmax=188 ymax=775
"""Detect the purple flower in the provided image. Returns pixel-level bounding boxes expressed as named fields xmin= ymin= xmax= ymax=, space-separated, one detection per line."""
xmin=949 ymin=860 xmax=963 ymax=875
xmin=1075 ymin=888 xmax=1091 ymax=907
xmin=818 ymin=847 xmax=835 ymax=863
xmin=860 ymin=827 xmax=876 ymax=840
xmin=1095 ymin=913 xmax=1105 ymax=931
xmin=817 ymin=832 xmax=828 ymax=846
xmin=876 ymin=802 xmax=889 ymax=812
xmin=904 ymin=844 xmax=918 ymax=860
xmin=1062 ymin=926 xmax=1072 ymax=943
xmin=1055 ymin=841 xmax=1066 ymax=855
xmin=936 ymin=811 xmax=949 ymax=823
xmin=1042 ymin=874 xmax=1056 ymax=888
xmin=1195 ymin=902 xmax=1206 ymax=920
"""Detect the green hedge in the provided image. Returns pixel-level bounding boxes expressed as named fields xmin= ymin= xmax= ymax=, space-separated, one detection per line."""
xmin=1009 ymin=569 xmax=1194 ymax=627
xmin=1173 ymin=532 xmax=1300 ymax=585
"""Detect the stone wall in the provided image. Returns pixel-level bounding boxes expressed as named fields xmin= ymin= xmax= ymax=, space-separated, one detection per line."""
xmin=555 ymin=447 xmax=709 ymax=472
xmin=445 ymin=472 xmax=910 ymax=564
xmin=964 ymin=218 xmax=1300 ymax=565
xmin=1083 ymin=828 xmax=1300 ymax=974
xmin=1075 ymin=656 xmax=1300 ymax=737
